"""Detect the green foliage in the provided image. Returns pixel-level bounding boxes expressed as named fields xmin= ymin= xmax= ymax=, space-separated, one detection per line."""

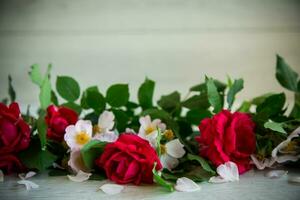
xmin=37 ymin=110 xmax=47 ymax=150
xmin=8 ymin=75 xmax=16 ymax=102
xmin=80 ymin=140 xmax=107 ymax=170
xmin=81 ymin=86 xmax=106 ymax=114
xmin=138 ymin=78 xmax=155 ymax=110
xmin=206 ymin=78 xmax=222 ymax=113
xmin=106 ymin=84 xmax=129 ymax=107
xmin=264 ymin=121 xmax=287 ymax=134
xmin=61 ymin=102 xmax=82 ymax=114
xmin=157 ymin=91 xmax=181 ymax=113
xmin=227 ymin=78 xmax=244 ymax=109
xmin=56 ymin=76 xmax=80 ymax=102
xmin=181 ymin=94 xmax=210 ymax=110
xmin=186 ymin=154 xmax=216 ymax=175
xmin=152 ymin=163 xmax=174 ymax=192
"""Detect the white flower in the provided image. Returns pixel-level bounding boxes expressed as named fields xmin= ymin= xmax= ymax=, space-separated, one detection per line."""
xmin=93 ymin=111 xmax=118 ymax=143
xmin=68 ymin=149 xmax=89 ymax=173
xmin=174 ymin=177 xmax=201 ymax=192
xmin=250 ymin=154 xmax=276 ymax=170
xmin=64 ymin=120 xmax=92 ymax=150
xmin=67 ymin=170 xmax=92 ymax=182
xmin=17 ymin=171 xmax=39 ymax=190
xmin=160 ymin=139 xmax=185 ymax=170
xmin=209 ymin=161 xmax=239 ymax=183
xmin=271 ymin=126 xmax=300 ymax=163
xmin=138 ymin=115 xmax=166 ymax=147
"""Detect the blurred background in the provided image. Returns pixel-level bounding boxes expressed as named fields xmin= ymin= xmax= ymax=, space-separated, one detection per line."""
xmin=0 ymin=0 xmax=300 ymax=107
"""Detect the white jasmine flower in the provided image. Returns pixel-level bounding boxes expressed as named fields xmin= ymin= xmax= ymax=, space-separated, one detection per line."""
xmin=138 ymin=115 xmax=166 ymax=147
xmin=209 ymin=161 xmax=239 ymax=183
xmin=160 ymin=139 xmax=185 ymax=170
xmin=93 ymin=111 xmax=118 ymax=143
xmin=174 ymin=177 xmax=201 ymax=192
xmin=67 ymin=170 xmax=92 ymax=182
xmin=64 ymin=120 xmax=93 ymax=150
xmin=272 ymin=126 xmax=300 ymax=163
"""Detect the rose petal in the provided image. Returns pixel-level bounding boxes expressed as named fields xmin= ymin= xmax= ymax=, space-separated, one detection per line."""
xmin=165 ymin=139 xmax=185 ymax=158
xmin=99 ymin=184 xmax=124 ymax=195
xmin=265 ymin=170 xmax=288 ymax=179
xmin=0 ymin=170 xmax=3 ymax=182
xmin=174 ymin=177 xmax=201 ymax=192
xmin=17 ymin=180 xmax=39 ymax=190
xmin=67 ymin=170 xmax=92 ymax=182
xmin=288 ymin=176 xmax=300 ymax=183
xmin=98 ymin=111 xmax=115 ymax=131
xmin=217 ymin=161 xmax=239 ymax=182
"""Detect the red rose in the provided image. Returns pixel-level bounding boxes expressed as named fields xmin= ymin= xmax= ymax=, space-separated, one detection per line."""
xmin=0 ymin=103 xmax=30 ymax=155
xmin=0 ymin=154 xmax=25 ymax=174
xmin=96 ymin=134 xmax=162 ymax=185
xmin=196 ymin=110 xmax=256 ymax=174
xmin=45 ymin=105 xmax=78 ymax=142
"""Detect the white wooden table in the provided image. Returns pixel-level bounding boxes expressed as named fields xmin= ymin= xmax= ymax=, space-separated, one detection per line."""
xmin=0 ymin=169 xmax=299 ymax=200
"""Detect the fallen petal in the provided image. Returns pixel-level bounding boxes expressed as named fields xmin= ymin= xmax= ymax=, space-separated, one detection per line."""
xmin=288 ymin=176 xmax=300 ymax=183
xmin=0 ymin=170 xmax=3 ymax=182
xmin=18 ymin=171 xmax=37 ymax=180
xmin=265 ymin=170 xmax=288 ymax=179
xmin=208 ymin=176 xmax=228 ymax=184
xmin=174 ymin=177 xmax=201 ymax=192
xmin=17 ymin=180 xmax=39 ymax=190
xmin=53 ymin=162 xmax=65 ymax=170
xmin=99 ymin=184 xmax=124 ymax=195
xmin=216 ymin=161 xmax=239 ymax=182
xmin=67 ymin=170 xmax=92 ymax=182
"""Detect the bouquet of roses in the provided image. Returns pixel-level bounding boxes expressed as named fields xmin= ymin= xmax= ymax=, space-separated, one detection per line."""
xmin=0 ymin=55 xmax=299 ymax=192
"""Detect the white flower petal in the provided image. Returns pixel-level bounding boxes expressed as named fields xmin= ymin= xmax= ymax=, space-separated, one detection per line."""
xmin=250 ymin=155 xmax=276 ymax=170
xmin=68 ymin=150 xmax=89 ymax=173
xmin=139 ymin=115 xmax=152 ymax=129
xmin=0 ymin=170 xmax=3 ymax=182
xmin=160 ymin=154 xmax=179 ymax=171
xmin=265 ymin=170 xmax=288 ymax=179
xmin=99 ymin=184 xmax=124 ymax=195
xmin=75 ymin=120 xmax=93 ymax=136
xmin=166 ymin=139 xmax=185 ymax=158
xmin=52 ymin=162 xmax=65 ymax=170
xmin=67 ymin=170 xmax=92 ymax=182
xmin=288 ymin=126 xmax=300 ymax=139
xmin=152 ymin=119 xmax=166 ymax=132
xmin=288 ymin=176 xmax=300 ymax=183
xmin=98 ymin=111 xmax=115 ymax=131
xmin=275 ymin=155 xmax=300 ymax=163
xmin=18 ymin=171 xmax=37 ymax=180
xmin=17 ymin=180 xmax=39 ymax=190
xmin=208 ymin=176 xmax=228 ymax=183
xmin=125 ymin=128 xmax=136 ymax=133
xmin=216 ymin=161 xmax=239 ymax=182
xmin=174 ymin=177 xmax=201 ymax=192
xmin=93 ymin=132 xmax=118 ymax=143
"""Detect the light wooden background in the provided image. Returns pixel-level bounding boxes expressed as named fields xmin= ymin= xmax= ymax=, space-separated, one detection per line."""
xmin=0 ymin=0 xmax=300 ymax=108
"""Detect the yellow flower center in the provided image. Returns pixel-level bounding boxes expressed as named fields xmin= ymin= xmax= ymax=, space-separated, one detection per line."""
xmin=93 ymin=125 xmax=102 ymax=133
xmin=145 ymin=126 xmax=155 ymax=135
xmin=160 ymin=144 xmax=167 ymax=155
xmin=283 ymin=141 xmax=297 ymax=153
xmin=164 ymin=130 xmax=174 ymax=140
xmin=75 ymin=131 xmax=91 ymax=145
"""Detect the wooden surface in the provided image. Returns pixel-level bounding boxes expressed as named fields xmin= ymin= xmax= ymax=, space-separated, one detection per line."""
xmin=0 ymin=169 xmax=299 ymax=200
xmin=1 ymin=0 xmax=300 ymax=107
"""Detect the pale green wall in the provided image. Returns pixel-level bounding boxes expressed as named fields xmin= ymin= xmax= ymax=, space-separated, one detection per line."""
xmin=0 ymin=0 xmax=300 ymax=107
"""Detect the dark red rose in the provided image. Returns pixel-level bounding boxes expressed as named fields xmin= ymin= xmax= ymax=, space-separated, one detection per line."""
xmin=96 ymin=134 xmax=162 ymax=185
xmin=0 ymin=154 xmax=25 ymax=174
xmin=45 ymin=105 xmax=78 ymax=142
xmin=0 ymin=102 xmax=30 ymax=155
xmin=196 ymin=110 xmax=256 ymax=174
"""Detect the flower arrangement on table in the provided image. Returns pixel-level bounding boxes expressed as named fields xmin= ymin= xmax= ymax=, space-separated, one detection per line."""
xmin=0 ymin=55 xmax=299 ymax=193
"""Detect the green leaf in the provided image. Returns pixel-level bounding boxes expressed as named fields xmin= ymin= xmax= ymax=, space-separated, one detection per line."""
xmin=181 ymin=94 xmax=210 ymax=110
xmin=264 ymin=121 xmax=287 ymax=134
xmin=29 ymin=64 xmax=43 ymax=86
xmin=51 ymin=90 xmax=59 ymax=106
xmin=206 ymin=78 xmax=222 ymax=113
xmin=227 ymin=78 xmax=244 ymax=109
xmin=256 ymin=93 xmax=286 ymax=119
xmin=186 ymin=109 xmax=212 ymax=125
xmin=276 ymin=55 xmax=299 ymax=92
xmin=8 ymin=75 xmax=16 ymax=102
xmin=80 ymin=140 xmax=107 ymax=170
xmin=157 ymin=91 xmax=181 ymax=112
xmin=37 ymin=111 xmax=47 ymax=150
xmin=106 ymin=84 xmax=129 ymax=107
xmin=112 ymin=109 xmax=129 ymax=132
xmin=83 ymin=86 xmax=106 ymax=114
xmin=138 ymin=78 xmax=155 ymax=109
xmin=61 ymin=102 xmax=82 ymax=114
xmin=56 ymin=76 xmax=80 ymax=102
xmin=251 ymin=93 xmax=275 ymax=106
xmin=39 ymin=76 xmax=52 ymax=109
xmin=187 ymin=154 xmax=215 ymax=175
xmin=152 ymin=163 xmax=174 ymax=192
xmin=19 ymin=139 xmax=57 ymax=171
xmin=237 ymin=101 xmax=251 ymax=113
xmin=290 ymin=93 xmax=300 ymax=118
xmin=190 ymin=80 xmax=226 ymax=93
